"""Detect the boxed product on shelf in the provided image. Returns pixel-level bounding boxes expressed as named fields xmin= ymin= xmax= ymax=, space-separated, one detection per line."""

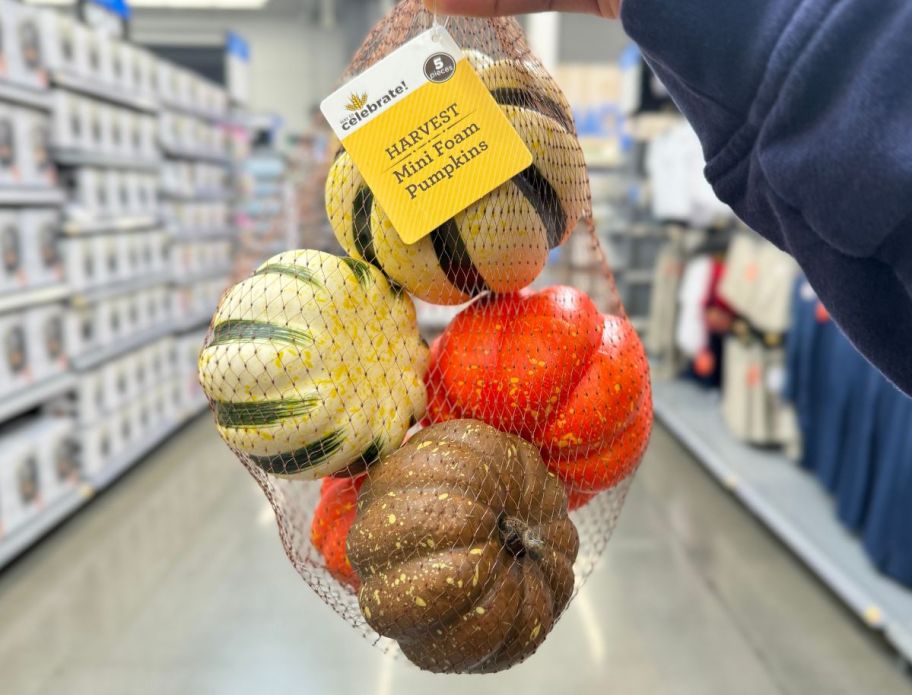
xmin=132 ymin=48 xmax=155 ymax=98
xmin=62 ymin=235 xmax=94 ymax=290
xmin=25 ymin=302 xmax=67 ymax=380
xmin=64 ymin=167 xmax=100 ymax=219
xmin=140 ymin=115 xmax=156 ymax=159
xmin=0 ymin=104 xmax=20 ymax=184
xmin=78 ymin=418 xmax=115 ymax=478
xmin=66 ymin=303 xmax=99 ymax=359
xmin=0 ymin=211 xmax=25 ymax=292
xmin=103 ymin=169 xmax=123 ymax=218
xmin=127 ymin=112 xmax=143 ymax=158
xmin=16 ymin=106 xmax=54 ymax=186
xmin=21 ymin=209 xmax=63 ymax=286
xmin=156 ymin=61 xmax=175 ymax=103
xmin=72 ymin=369 xmax=106 ymax=425
xmin=37 ymin=11 xmax=82 ymax=76
xmin=96 ymin=296 xmax=123 ymax=346
xmin=103 ymin=353 xmax=132 ymax=411
xmin=50 ymin=90 xmax=85 ymax=151
xmin=3 ymin=0 xmax=47 ymax=89
xmin=122 ymin=291 xmax=140 ymax=334
xmin=98 ymin=234 xmax=119 ymax=284
xmin=0 ymin=310 xmax=31 ymax=396
xmin=110 ymin=40 xmax=129 ymax=94
xmin=83 ymin=28 xmax=112 ymax=86
xmin=0 ymin=418 xmax=44 ymax=536
xmin=110 ymin=106 xmax=126 ymax=156
xmin=116 ymin=233 xmax=134 ymax=276
xmin=174 ymin=69 xmax=191 ymax=108
xmin=82 ymin=99 xmax=100 ymax=153
xmin=139 ymin=174 xmax=157 ymax=215
xmin=37 ymin=416 xmax=78 ymax=506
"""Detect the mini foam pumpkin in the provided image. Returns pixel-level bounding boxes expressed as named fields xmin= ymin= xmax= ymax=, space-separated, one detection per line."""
xmin=347 ymin=419 xmax=579 ymax=673
xmin=326 ymin=51 xmax=588 ymax=305
xmin=312 ymin=475 xmax=365 ymax=589
xmin=426 ymin=286 xmax=652 ymax=502
xmin=198 ymin=249 xmax=428 ymax=479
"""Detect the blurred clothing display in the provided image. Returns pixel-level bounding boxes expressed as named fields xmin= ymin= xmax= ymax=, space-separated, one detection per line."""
xmin=645 ymin=123 xmax=732 ymax=226
xmin=785 ymin=277 xmax=912 ymax=588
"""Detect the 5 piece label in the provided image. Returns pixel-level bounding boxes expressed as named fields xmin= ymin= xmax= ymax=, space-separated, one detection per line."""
xmin=321 ymin=28 xmax=532 ymax=245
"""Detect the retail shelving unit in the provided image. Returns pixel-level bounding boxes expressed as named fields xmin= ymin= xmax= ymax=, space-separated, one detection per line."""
xmin=0 ymin=4 xmax=227 ymax=570
xmin=158 ymin=65 xmax=235 ymax=346
xmin=653 ymin=377 xmax=912 ymax=665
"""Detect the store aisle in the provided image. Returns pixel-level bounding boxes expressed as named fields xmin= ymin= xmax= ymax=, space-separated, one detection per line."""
xmin=0 ymin=417 xmax=908 ymax=695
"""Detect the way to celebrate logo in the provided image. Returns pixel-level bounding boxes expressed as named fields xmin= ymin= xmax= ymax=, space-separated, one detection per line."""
xmin=346 ymin=93 xmax=369 ymax=112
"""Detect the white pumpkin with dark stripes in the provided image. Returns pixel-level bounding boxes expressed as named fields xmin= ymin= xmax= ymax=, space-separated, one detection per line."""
xmin=326 ymin=51 xmax=588 ymax=305
xmin=197 ymin=250 xmax=428 ymax=479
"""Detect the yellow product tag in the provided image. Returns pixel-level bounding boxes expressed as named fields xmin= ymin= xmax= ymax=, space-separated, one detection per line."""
xmin=321 ymin=28 xmax=532 ymax=245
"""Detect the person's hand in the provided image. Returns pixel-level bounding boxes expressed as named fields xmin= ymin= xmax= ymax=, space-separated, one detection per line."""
xmin=426 ymin=0 xmax=621 ymax=19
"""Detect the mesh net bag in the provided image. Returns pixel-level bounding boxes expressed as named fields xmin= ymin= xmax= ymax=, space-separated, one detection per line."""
xmin=198 ymin=0 xmax=652 ymax=674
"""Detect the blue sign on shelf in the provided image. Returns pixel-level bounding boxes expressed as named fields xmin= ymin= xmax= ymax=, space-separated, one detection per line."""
xmin=87 ymin=0 xmax=131 ymax=20
xmin=226 ymin=32 xmax=250 ymax=62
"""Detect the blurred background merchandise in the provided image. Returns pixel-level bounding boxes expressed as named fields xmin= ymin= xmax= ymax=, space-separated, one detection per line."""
xmin=0 ymin=2 xmax=908 ymax=693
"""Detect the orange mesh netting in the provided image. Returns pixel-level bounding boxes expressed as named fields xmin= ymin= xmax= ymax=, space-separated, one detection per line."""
xmin=198 ymin=0 xmax=652 ymax=674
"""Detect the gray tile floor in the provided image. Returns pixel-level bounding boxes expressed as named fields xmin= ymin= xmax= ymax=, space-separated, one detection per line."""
xmin=0 ymin=417 xmax=909 ymax=695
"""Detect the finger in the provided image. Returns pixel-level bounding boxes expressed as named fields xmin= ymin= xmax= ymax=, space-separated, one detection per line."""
xmin=427 ymin=0 xmax=608 ymax=17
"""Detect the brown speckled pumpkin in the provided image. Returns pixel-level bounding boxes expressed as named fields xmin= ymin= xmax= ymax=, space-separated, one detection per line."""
xmin=347 ymin=419 xmax=579 ymax=673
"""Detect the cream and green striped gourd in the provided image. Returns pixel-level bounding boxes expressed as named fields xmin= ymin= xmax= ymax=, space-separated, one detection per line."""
xmin=198 ymin=250 xmax=428 ymax=479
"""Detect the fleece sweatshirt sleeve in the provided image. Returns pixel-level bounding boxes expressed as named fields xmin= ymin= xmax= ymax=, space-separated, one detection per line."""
xmin=621 ymin=0 xmax=912 ymax=395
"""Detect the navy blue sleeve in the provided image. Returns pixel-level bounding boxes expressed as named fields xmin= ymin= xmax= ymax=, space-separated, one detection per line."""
xmin=621 ymin=0 xmax=912 ymax=395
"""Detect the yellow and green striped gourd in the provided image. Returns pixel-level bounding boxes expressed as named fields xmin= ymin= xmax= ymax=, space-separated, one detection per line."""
xmin=198 ymin=250 xmax=428 ymax=479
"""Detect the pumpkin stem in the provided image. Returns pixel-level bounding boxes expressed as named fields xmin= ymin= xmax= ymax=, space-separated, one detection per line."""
xmin=499 ymin=515 xmax=544 ymax=559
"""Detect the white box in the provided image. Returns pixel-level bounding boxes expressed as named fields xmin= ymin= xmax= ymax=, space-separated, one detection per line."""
xmin=115 ymin=233 xmax=133 ymax=277
xmin=38 ymin=416 xmax=79 ymax=504
xmin=26 ymin=302 xmax=67 ymax=382
xmin=84 ymin=99 xmax=105 ymax=153
xmin=123 ymin=291 xmax=141 ymax=333
xmin=74 ymin=370 xmax=107 ymax=425
xmin=4 ymin=2 xmax=48 ymax=89
xmin=159 ymin=110 xmax=176 ymax=149
xmin=132 ymin=48 xmax=154 ymax=97
xmin=0 ymin=311 xmax=32 ymax=396
xmin=79 ymin=420 xmax=115 ymax=477
xmin=103 ymin=169 xmax=122 ymax=219
xmin=67 ymin=167 xmax=100 ymax=221
xmin=22 ymin=209 xmax=63 ymax=287
xmin=84 ymin=28 xmax=112 ymax=85
xmin=115 ymin=402 xmax=135 ymax=453
xmin=95 ymin=298 xmax=118 ymax=346
xmin=61 ymin=237 xmax=95 ymax=290
xmin=138 ymin=174 xmax=157 ymax=215
xmin=0 ymin=420 xmax=44 ymax=536
xmin=126 ymin=112 xmax=142 ymax=158
xmin=174 ymin=69 xmax=191 ymax=108
xmin=138 ymin=115 xmax=153 ymax=158
xmin=51 ymin=90 xmax=83 ymax=151
xmin=98 ymin=103 xmax=113 ymax=156
xmin=104 ymin=353 xmax=132 ymax=410
xmin=98 ymin=235 xmax=120 ymax=284
xmin=17 ymin=107 xmax=54 ymax=187
xmin=156 ymin=61 xmax=175 ymax=102
xmin=110 ymin=40 xmax=129 ymax=93
xmin=110 ymin=106 xmax=126 ymax=156
xmin=0 ymin=210 xmax=26 ymax=291
xmin=0 ymin=105 xmax=20 ymax=185
xmin=66 ymin=304 xmax=99 ymax=360
xmin=37 ymin=11 xmax=81 ymax=76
